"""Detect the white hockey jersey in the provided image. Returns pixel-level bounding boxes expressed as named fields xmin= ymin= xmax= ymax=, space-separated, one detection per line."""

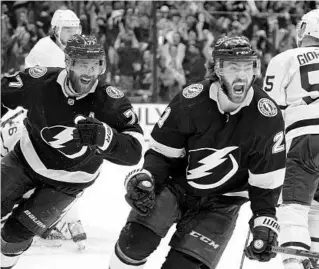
xmin=0 ymin=107 xmax=27 ymax=157
xmin=25 ymin=36 xmax=65 ymax=68
xmin=263 ymin=47 xmax=319 ymax=149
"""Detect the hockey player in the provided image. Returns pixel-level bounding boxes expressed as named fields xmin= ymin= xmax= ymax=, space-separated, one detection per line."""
xmin=263 ymin=9 xmax=319 ymax=269
xmin=1 ymin=34 xmax=143 ymax=268
xmin=25 ymin=9 xmax=82 ymax=68
xmin=1 ymin=9 xmax=86 ymax=249
xmin=108 ymin=36 xmax=286 ymax=269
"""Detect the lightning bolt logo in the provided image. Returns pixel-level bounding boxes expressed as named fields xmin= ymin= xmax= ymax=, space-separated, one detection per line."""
xmin=187 ymin=146 xmax=239 ymax=190
xmin=41 ymin=125 xmax=88 ymax=159
xmin=49 ymin=127 xmax=74 ymax=148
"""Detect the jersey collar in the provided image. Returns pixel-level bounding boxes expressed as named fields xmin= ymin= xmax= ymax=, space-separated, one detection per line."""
xmin=209 ymin=81 xmax=254 ymax=115
xmin=57 ymin=69 xmax=98 ymax=100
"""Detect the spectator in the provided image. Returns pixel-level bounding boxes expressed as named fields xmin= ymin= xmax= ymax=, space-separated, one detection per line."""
xmin=114 ymin=30 xmax=141 ymax=94
xmin=183 ymin=43 xmax=206 ymax=85
xmin=133 ymin=13 xmax=151 ymax=51
xmin=158 ymin=44 xmax=186 ymax=102
xmin=1 ymin=0 xmax=318 ymax=103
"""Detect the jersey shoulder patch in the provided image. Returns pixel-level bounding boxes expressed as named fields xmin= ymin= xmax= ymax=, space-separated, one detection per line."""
xmin=182 ymin=84 xmax=203 ymax=98
xmin=106 ymin=86 xmax=124 ymax=99
xmin=257 ymin=98 xmax=278 ymax=117
xmin=29 ymin=66 xmax=47 ymax=78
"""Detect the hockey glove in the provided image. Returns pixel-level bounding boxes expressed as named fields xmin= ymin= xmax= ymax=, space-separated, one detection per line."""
xmin=124 ymin=169 xmax=155 ymax=216
xmin=244 ymin=216 xmax=279 ymax=262
xmin=73 ymin=116 xmax=113 ymax=150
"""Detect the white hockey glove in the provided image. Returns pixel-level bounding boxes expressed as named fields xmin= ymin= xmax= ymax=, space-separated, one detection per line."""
xmin=244 ymin=216 xmax=279 ymax=262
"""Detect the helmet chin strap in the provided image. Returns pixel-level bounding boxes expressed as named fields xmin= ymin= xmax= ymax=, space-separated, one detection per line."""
xmin=56 ymin=37 xmax=66 ymax=50
xmin=53 ymin=27 xmax=66 ymax=50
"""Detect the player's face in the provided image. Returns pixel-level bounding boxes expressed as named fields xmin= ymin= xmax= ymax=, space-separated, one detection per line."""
xmin=221 ymin=60 xmax=254 ymax=104
xmin=68 ymin=58 xmax=101 ymax=95
xmin=60 ymin=26 xmax=81 ymax=45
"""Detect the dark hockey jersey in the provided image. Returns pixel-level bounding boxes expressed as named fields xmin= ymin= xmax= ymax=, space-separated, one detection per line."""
xmin=1 ymin=66 xmax=143 ymax=187
xmin=143 ymin=80 xmax=286 ymax=216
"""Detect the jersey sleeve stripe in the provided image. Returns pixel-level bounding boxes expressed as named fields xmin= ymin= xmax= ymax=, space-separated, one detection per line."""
xmin=284 ymin=104 xmax=319 ymax=131
xmin=149 ymin=136 xmax=185 ymax=158
xmin=248 ymin=168 xmax=286 ymax=189
xmin=286 ymin=118 xmax=319 ymax=134
xmin=122 ymin=131 xmax=145 ymax=149
xmin=222 ymin=191 xmax=249 ymax=198
xmin=20 ymin=131 xmax=100 ymax=183
xmin=286 ymin=125 xmax=319 ymax=151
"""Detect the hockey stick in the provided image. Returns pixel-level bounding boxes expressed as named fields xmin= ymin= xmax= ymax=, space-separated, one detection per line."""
xmin=239 ymin=229 xmax=251 ymax=269
xmin=270 ymin=246 xmax=319 ymax=259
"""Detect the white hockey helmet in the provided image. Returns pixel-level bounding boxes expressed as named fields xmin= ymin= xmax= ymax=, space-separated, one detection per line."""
xmin=296 ymin=9 xmax=319 ymax=47
xmin=51 ymin=9 xmax=81 ymax=41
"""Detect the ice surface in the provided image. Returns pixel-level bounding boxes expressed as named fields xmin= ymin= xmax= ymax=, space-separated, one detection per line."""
xmin=15 ymin=161 xmax=284 ymax=269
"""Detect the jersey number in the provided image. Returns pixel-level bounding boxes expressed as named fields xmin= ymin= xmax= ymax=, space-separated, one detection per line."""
xmin=300 ymin=63 xmax=319 ymax=92
xmin=8 ymin=74 xmax=23 ymax=88
xmin=264 ymin=76 xmax=275 ymax=92
xmin=8 ymin=127 xmax=18 ymax=136
xmin=272 ymin=131 xmax=285 ymax=154
xmin=158 ymin=107 xmax=171 ymax=128
xmin=123 ymin=109 xmax=137 ymax=125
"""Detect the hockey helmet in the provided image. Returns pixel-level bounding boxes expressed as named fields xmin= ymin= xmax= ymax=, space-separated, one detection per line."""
xmin=296 ymin=9 xmax=319 ymax=47
xmin=65 ymin=34 xmax=106 ymax=73
xmin=51 ymin=9 xmax=81 ymax=28
xmin=213 ymin=36 xmax=260 ymax=76
xmin=51 ymin=9 xmax=82 ymax=42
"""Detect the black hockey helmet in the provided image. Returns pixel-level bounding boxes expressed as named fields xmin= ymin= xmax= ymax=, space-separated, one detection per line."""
xmin=213 ymin=36 xmax=260 ymax=76
xmin=65 ymin=34 xmax=106 ymax=73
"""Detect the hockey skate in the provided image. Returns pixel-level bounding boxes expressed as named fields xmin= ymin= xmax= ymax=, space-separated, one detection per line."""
xmin=309 ymin=259 xmax=319 ymax=269
xmin=32 ymin=221 xmax=87 ymax=250
xmin=284 ymin=258 xmax=319 ymax=269
xmin=32 ymin=227 xmax=65 ymax=248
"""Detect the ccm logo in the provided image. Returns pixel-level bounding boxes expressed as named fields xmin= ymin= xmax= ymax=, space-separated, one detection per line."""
xmin=189 ymin=230 xmax=220 ymax=249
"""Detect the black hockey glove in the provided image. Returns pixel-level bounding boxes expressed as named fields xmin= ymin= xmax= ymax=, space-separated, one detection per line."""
xmin=124 ymin=169 xmax=155 ymax=216
xmin=73 ymin=116 xmax=113 ymax=150
xmin=244 ymin=216 xmax=279 ymax=262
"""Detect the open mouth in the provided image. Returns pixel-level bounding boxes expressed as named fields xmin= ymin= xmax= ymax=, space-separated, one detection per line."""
xmin=233 ymin=83 xmax=245 ymax=95
xmin=80 ymin=77 xmax=92 ymax=84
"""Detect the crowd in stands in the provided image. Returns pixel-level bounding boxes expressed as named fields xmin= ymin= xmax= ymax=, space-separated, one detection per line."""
xmin=1 ymin=1 xmax=318 ymax=102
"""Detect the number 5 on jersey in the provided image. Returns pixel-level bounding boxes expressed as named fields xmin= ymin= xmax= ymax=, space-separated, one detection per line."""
xmin=264 ymin=76 xmax=275 ymax=92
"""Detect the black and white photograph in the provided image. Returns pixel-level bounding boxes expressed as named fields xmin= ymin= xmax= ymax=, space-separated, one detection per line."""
xmin=1 ymin=1 xmax=319 ymax=269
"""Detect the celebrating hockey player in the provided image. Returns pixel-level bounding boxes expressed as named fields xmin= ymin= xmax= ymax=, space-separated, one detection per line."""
xmin=263 ymin=9 xmax=319 ymax=269
xmin=1 ymin=9 xmax=87 ymax=249
xmin=108 ymin=36 xmax=286 ymax=269
xmin=1 ymin=34 xmax=143 ymax=269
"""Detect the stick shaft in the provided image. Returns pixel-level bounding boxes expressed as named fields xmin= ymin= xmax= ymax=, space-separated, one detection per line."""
xmin=239 ymin=229 xmax=251 ymax=269
xmin=271 ymin=246 xmax=319 ymax=259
